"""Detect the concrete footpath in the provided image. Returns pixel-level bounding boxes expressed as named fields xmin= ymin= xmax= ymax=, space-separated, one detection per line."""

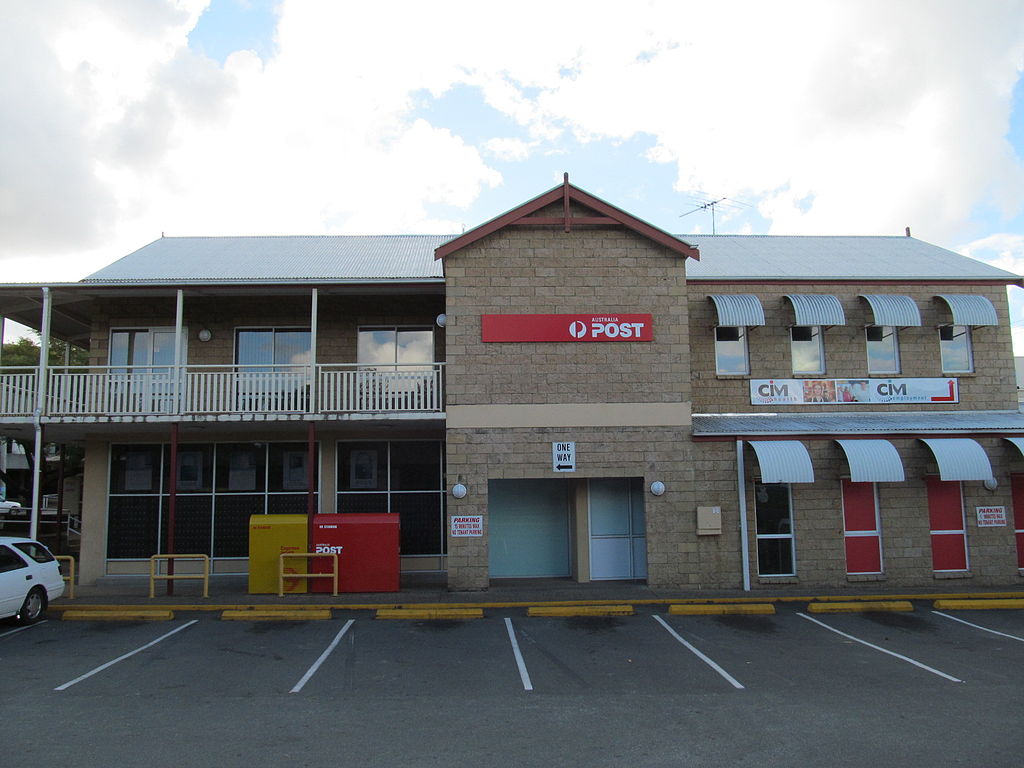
xmin=48 ymin=572 xmax=1024 ymax=612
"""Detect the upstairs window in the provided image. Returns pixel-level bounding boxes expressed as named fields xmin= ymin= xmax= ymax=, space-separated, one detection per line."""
xmin=358 ymin=327 xmax=434 ymax=370
xmin=939 ymin=325 xmax=973 ymax=373
xmin=865 ymin=325 xmax=900 ymax=374
xmin=236 ymin=328 xmax=311 ymax=371
xmin=790 ymin=326 xmax=824 ymax=375
xmin=715 ymin=326 xmax=749 ymax=375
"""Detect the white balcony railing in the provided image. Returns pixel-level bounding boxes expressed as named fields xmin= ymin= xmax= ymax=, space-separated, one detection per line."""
xmin=0 ymin=363 xmax=445 ymax=418
xmin=0 ymin=368 xmax=38 ymax=416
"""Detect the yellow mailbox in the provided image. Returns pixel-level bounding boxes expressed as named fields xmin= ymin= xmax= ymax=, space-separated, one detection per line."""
xmin=248 ymin=514 xmax=308 ymax=594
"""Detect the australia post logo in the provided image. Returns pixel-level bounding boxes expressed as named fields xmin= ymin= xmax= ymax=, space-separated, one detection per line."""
xmin=482 ymin=313 xmax=654 ymax=343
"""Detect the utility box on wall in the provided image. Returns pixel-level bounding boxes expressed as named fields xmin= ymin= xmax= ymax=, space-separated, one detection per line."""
xmin=696 ymin=506 xmax=722 ymax=536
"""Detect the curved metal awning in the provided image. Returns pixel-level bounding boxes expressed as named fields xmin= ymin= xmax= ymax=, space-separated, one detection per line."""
xmin=835 ymin=439 xmax=905 ymax=482
xmin=935 ymin=294 xmax=998 ymax=326
xmin=1003 ymin=436 xmax=1024 ymax=458
xmin=748 ymin=440 xmax=814 ymax=483
xmin=859 ymin=294 xmax=922 ymax=327
xmin=919 ymin=438 xmax=994 ymax=481
xmin=709 ymin=294 xmax=766 ymax=326
xmin=784 ymin=294 xmax=846 ymax=326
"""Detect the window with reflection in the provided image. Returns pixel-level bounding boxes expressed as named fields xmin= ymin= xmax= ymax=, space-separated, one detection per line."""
xmin=939 ymin=325 xmax=973 ymax=373
xmin=358 ymin=327 xmax=434 ymax=370
xmin=715 ymin=326 xmax=749 ymax=375
xmin=790 ymin=325 xmax=824 ymax=375
xmin=865 ymin=325 xmax=900 ymax=374
xmin=236 ymin=328 xmax=311 ymax=370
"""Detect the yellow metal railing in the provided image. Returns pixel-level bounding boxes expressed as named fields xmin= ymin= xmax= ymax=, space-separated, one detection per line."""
xmin=54 ymin=555 xmax=75 ymax=600
xmin=278 ymin=552 xmax=339 ymax=596
xmin=149 ymin=554 xmax=210 ymax=598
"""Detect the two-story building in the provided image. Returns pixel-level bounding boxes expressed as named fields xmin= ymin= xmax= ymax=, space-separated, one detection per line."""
xmin=2 ymin=177 xmax=1023 ymax=592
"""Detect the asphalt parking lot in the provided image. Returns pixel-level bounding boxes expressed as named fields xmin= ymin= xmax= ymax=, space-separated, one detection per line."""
xmin=3 ymin=602 xmax=1024 ymax=767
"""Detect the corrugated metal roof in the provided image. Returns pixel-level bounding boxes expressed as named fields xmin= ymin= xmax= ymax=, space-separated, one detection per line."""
xmin=82 ymin=235 xmax=452 ymax=283
xmin=784 ymin=294 xmax=847 ymax=325
xmin=919 ymin=438 xmax=994 ymax=481
xmin=859 ymin=295 xmax=922 ymax=327
xmin=682 ymin=235 xmax=1019 ymax=281
xmin=79 ymin=233 xmax=1019 ymax=284
xmin=835 ymin=439 xmax=905 ymax=482
xmin=693 ymin=410 xmax=1024 ymax=436
xmin=709 ymin=294 xmax=766 ymax=326
xmin=748 ymin=440 xmax=815 ymax=483
xmin=934 ymin=294 xmax=999 ymax=326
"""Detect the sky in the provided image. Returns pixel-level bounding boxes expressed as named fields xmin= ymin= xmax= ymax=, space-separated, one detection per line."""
xmin=2 ymin=0 xmax=1024 ymax=345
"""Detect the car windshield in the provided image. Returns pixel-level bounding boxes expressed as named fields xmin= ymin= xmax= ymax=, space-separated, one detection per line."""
xmin=13 ymin=541 xmax=55 ymax=563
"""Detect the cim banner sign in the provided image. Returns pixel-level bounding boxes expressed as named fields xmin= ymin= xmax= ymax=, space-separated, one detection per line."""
xmin=481 ymin=314 xmax=654 ymax=342
xmin=750 ymin=378 xmax=958 ymax=405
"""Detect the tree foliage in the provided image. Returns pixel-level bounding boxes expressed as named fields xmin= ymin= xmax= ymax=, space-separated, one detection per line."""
xmin=2 ymin=336 xmax=88 ymax=367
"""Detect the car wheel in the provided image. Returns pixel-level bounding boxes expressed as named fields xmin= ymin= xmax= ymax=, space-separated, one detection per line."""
xmin=17 ymin=587 xmax=47 ymax=625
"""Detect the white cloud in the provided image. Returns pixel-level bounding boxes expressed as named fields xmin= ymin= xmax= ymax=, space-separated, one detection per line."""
xmin=483 ymin=138 xmax=531 ymax=162
xmin=1 ymin=0 xmax=1023 ymax=284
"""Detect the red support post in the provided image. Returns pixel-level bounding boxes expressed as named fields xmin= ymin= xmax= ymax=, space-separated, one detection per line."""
xmin=166 ymin=423 xmax=178 ymax=596
xmin=307 ymin=421 xmax=316 ymax=552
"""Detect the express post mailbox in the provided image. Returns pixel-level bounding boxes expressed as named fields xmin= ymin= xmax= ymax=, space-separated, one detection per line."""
xmin=311 ymin=513 xmax=400 ymax=593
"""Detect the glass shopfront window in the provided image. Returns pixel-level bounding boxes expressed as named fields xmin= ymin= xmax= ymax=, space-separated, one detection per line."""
xmin=107 ymin=442 xmax=318 ymax=560
xmin=337 ymin=440 xmax=445 ymax=558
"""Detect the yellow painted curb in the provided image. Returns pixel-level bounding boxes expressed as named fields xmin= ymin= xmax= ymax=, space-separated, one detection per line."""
xmin=807 ymin=601 xmax=913 ymax=613
xmin=221 ymin=609 xmax=332 ymax=621
xmin=375 ymin=608 xmax=484 ymax=620
xmin=669 ymin=603 xmax=775 ymax=616
xmin=528 ymin=604 xmax=635 ymax=617
xmin=62 ymin=609 xmax=175 ymax=621
xmin=934 ymin=598 xmax=1024 ymax=611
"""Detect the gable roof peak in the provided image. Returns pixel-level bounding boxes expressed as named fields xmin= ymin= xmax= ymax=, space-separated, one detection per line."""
xmin=434 ymin=173 xmax=699 ymax=260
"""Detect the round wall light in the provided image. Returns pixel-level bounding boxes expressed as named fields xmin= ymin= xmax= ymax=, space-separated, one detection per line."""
xmin=451 ymin=483 xmax=468 ymax=499
xmin=197 ymin=329 xmax=213 ymax=342
xmin=649 ymin=481 xmax=666 ymax=496
xmin=436 ymin=313 xmax=447 ymax=328
xmin=983 ymin=477 xmax=998 ymax=491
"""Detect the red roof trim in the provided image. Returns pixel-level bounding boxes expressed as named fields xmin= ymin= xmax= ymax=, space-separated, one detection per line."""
xmin=434 ymin=175 xmax=699 ymax=261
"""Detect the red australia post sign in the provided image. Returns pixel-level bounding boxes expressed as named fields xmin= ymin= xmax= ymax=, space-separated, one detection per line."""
xmin=481 ymin=313 xmax=654 ymax=342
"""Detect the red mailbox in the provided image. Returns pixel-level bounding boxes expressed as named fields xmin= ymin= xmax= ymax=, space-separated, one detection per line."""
xmin=311 ymin=513 xmax=400 ymax=593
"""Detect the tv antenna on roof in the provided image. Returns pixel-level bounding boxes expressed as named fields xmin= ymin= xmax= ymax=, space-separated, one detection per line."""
xmin=679 ymin=196 xmax=752 ymax=235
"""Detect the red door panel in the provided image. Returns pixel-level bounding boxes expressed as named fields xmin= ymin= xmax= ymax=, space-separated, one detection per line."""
xmin=841 ymin=480 xmax=876 ymax=532
xmin=845 ymin=536 xmax=882 ymax=574
xmin=931 ymin=533 xmax=968 ymax=571
xmin=926 ymin=477 xmax=963 ymax=531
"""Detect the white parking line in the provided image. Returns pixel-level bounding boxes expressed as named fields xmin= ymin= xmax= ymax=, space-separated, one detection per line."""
xmin=0 ymin=620 xmax=47 ymax=641
xmin=653 ymin=615 xmax=745 ymax=690
xmin=54 ymin=619 xmax=199 ymax=691
xmin=797 ymin=612 xmax=963 ymax=683
xmin=932 ymin=611 xmax=1024 ymax=643
xmin=504 ymin=617 xmax=533 ymax=692
xmin=290 ymin=619 xmax=355 ymax=694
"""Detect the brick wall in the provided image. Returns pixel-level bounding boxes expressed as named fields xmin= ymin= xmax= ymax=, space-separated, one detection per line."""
xmin=688 ymin=283 xmax=1017 ymax=412
xmin=446 ymin=425 xmax=697 ymax=590
xmin=444 ymin=221 xmax=690 ymax=406
xmin=690 ymin=436 xmax=1024 ymax=590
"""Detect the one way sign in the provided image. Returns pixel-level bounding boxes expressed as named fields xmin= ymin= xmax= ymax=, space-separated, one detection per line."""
xmin=552 ymin=441 xmax=576 ymax=472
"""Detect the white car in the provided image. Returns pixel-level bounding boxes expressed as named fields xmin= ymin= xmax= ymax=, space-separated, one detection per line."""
xmin=0 ymin=537 xmax=65 ymax=624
